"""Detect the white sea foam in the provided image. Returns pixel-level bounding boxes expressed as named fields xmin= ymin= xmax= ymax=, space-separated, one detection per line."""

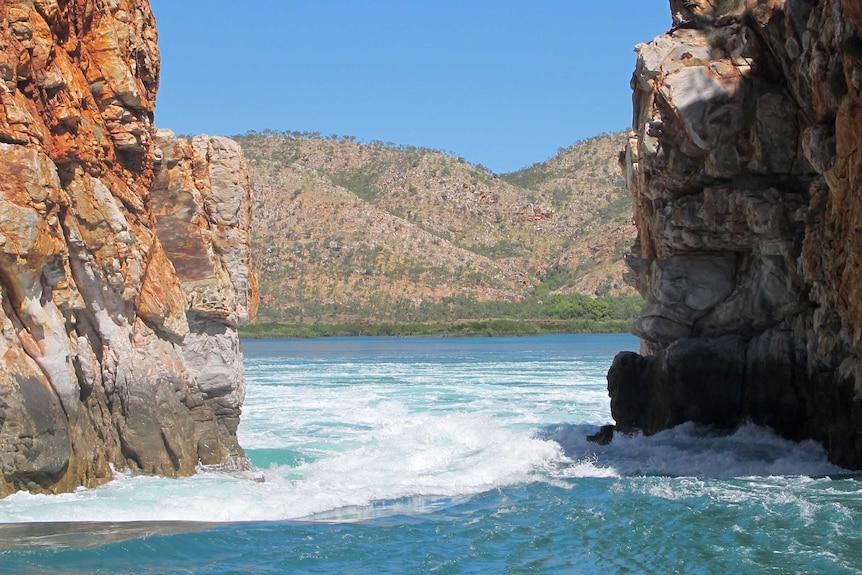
xmin=3 ymin=335 xmax=851 ymax=526
xmin=3 ymin=338 xmax=605 ymax=524
xmin=238 ymin=352 xmax=613 ymax=454
xmin=545 ymin=421 xmax=846 ymax=478
xmin=3 ymin=419 xmax=842 ymax=524
xmin=0 ymin=411 xmax=564 ymax=524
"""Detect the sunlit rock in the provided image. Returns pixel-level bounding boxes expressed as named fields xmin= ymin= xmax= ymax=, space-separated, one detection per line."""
xmin=0 ymin=0 xmax=258 ymax=496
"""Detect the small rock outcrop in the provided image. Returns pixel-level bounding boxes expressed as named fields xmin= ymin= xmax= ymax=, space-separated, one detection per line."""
xmin=610 ymin=0 xmax=862 ymax=468
xmin=0 ymin=0 xmax=257 ymax=496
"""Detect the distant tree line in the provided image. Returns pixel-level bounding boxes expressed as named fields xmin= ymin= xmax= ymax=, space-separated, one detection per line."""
xmin=234 ymin=130 xmax=497 ymax=174
xmin=255 ymin=290 xmax=644 ymax=327
xmin=240 ymin=318 xmax=636 ymax=339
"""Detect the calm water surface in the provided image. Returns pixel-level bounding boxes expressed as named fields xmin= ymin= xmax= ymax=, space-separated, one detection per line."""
xmin=1 ymin=334 xmax=860 ymax=574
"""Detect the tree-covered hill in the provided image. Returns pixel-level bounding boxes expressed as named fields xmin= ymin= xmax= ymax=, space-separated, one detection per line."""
xmin=234 ymin=130 xmax=639 ymax=325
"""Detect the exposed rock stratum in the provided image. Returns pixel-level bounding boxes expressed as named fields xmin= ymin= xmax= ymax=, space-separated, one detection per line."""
xmin=0 ymin=0 xmax=257 ymax=496
xmin=609 ymin=0 xmax=862 ymax=468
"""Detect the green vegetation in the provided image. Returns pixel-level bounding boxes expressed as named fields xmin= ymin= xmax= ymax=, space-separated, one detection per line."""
xmin=598 ymin=193 xmax=635 ymax=221
xmin=469 ymin=239 xmax=524 ymax=259
xmin=242 ymin=292 xmax=643 ymax=338
xmin=235 ymin=129 xmax=480 ymax=167
xmin=240 ymin=318 xmax=635 ymax=339
xmin=261 ymin=292 xmax=643 ymax=324
xmin=705 ymin=25 xmax=730 ymax=49
xmin=329 ymin=166 xmax=383 ymax=202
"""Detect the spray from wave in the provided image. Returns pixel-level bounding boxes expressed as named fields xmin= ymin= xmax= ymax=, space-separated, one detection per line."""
xmin=542 ymin=422 xmax=847 ymax=478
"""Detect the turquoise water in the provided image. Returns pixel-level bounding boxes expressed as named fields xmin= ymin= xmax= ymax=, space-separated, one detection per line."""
xmin=1 ymin=334 xmax=861 ymax=574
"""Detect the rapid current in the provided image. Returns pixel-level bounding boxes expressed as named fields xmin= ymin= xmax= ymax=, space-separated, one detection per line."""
xmin=1 ymin=334 xmax=859 ymax=573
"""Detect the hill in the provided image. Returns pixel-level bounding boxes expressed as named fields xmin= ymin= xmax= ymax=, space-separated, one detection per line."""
xmin=233 ymin=130 xmax=638 ymax=324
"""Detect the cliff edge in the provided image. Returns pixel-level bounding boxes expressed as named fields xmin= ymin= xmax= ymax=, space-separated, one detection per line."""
xmin=0 ymin=0 xmax=257 ymax=496
xmin=609 ymin=0 xmax=862 ymax=468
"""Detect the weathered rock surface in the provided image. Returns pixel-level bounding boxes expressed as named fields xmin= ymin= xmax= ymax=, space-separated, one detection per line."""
xmin=610 ymin=0 xmax=862 ymax=468
xmin=0 ymin=0 xmax=257 ymax=496
xmin=152 ymin=129 xmax=258 ymax=466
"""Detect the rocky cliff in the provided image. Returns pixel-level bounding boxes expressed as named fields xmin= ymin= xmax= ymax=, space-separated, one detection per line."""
xmin=0 ymin=0 xmax=257 ymax=496
xmin=609 ymin=0 xmax=862 ymax=468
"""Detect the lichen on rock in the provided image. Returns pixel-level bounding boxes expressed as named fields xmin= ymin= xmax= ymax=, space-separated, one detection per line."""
xmin=0 ymin=0 xmax=257 ymax=496
xmin=609 ymin=0 xmax=862 ymax=468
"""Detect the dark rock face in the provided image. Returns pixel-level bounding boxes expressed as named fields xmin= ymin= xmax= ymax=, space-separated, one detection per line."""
xmin=609 ymin=337 xmax=747 ymax=433
xmin=612 ymin=0 xmax=862 ymax=468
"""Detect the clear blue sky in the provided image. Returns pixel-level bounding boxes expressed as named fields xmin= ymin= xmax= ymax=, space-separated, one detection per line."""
xmin=149 ymin=1 xmax=670 ymax=173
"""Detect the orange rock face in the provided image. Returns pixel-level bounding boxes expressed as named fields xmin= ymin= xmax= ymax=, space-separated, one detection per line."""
xmin=611 ymin=0 xmax=862 ymax=468
xmin=0 ymin=0 xmax=257 ymax=496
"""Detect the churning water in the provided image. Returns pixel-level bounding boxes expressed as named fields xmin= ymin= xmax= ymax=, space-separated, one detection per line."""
xmin=1 ymin=334 xmax=860 ymax=574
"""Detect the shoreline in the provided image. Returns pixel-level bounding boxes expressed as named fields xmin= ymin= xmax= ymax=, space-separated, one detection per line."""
xmin=239 ymin=319 xmax=634 ymax=339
